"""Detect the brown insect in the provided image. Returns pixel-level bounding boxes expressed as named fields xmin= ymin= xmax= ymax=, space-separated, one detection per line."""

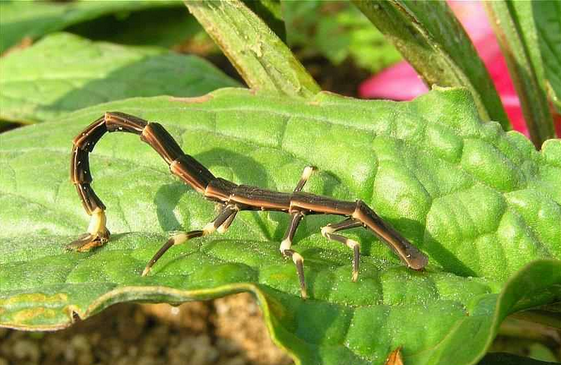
xmin=69 ymin=112 xmax=428 ymax=298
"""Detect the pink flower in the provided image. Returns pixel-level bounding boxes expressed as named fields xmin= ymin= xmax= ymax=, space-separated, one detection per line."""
xmin=359 ymin=0 xmax=561 ymax=137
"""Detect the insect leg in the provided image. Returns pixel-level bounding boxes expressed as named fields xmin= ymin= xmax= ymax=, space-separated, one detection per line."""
xmin=141 ymin=230 xmax=204 ymax=277
xmin=283 ymin=249 xmax=307 ymax=299
xmin=217 ymin=207 xmax=238 ymax=233
xmin=293 ymin=166 xmax=315 ymax=193
xmin=280 ymin=165 xmax=314 ymax=256
xmin=280 ymin=212 xmax=304 ymax=253
xmin=201 ymin=204 xmax=239 ymax=236
xmin=321 ymin=218 xmax=363 ymax=282
xmin=273 ymin=165 xmax=314 ymax=299
xmin=142 ymin=204 xmax=238 ymax=276
xmin=277 ymin=212 xmax=306 ymax=298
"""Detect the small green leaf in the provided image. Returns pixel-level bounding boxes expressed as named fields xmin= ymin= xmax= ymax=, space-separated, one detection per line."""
xmin=0 ymin=88 xmax=560 ymax=365
xmin=352 ymin=0 xmax=511 ymax=130
xmin=0 ymin=0 xmax=180 ymax=53
xmin=0 ymin=33 xmax=239 ymax=124
xmin=184 ymin=0 xmax=320 ymax=98
xmin=484 ymin=1 xmax=556 ymax=147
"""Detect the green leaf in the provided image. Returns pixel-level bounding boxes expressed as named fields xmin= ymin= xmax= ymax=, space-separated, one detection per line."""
xmin=484 ymin=1 xmax=556 ymax=148
xmin=0 ymin=0 xmax=180 ymax=53
xmin=68 ymin=7 xmax=205 ymax=49
xmin=0 ymin=33 xmax=240 ymax=124
xmin=1 ymin=88 xmax=560 ymax=365
xmin=532 ymin=1 xmax=561 ymax=114
xmin=184 ymin=0 xmax=320 ymax=98
xmin=283 ymin=1 xmax=402 ymax=73
xmin=352 ymin=0 xmax=511 ymax=130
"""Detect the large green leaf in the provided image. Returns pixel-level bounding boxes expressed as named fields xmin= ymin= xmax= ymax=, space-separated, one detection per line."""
xmin=0 ymin=0 xmax=180 ymax=53
xmin=0 ymin=33 xmax=239 ymax=124
xmin=1 ymin=88 xmax=560 ymax=365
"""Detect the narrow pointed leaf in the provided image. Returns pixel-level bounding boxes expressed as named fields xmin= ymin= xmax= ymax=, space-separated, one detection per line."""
xmin=184 ymin=0 xmax=320 ymax=97
xmin=352 ymin=0 xmax=510 ymax=130
xmin=0 ymin=33 xmax=239 ymax=124
xmin=1 ymin=88 xmax=560 ymax=365
xmin=484 ymin=1 xmax=556 ymax=147
xmin=532 ymin=1 xmax=561 ymax=114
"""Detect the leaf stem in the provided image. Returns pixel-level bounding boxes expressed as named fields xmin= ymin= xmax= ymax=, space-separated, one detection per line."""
xmin=352 ymin=0 xmax=511 ymax=130
xmin=184 ymin=0 xmax=320 ymax=98
xmin=484 ymin=1 xmax=555 ymax=148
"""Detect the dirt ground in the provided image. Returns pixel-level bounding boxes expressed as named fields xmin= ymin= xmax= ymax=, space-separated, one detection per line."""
xmin=0 ymin=293 xmax=293 ymax=365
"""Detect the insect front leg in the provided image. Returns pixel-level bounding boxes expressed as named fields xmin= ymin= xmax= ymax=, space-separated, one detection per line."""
xmin=142 ymin=204 xmax=239 ymax=276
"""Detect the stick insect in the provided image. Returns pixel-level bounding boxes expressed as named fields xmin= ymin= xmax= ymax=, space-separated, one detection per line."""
xmin=69 ymin=112 xmax=428 ymax=298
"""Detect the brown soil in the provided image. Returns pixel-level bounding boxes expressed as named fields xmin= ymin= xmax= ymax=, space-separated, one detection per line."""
xmin=0 ymin=293 xmax=292 ymax=365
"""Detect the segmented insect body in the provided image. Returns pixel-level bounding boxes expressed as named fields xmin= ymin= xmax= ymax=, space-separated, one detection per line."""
xmin=69 ymin=112 xmax=428 ymax=298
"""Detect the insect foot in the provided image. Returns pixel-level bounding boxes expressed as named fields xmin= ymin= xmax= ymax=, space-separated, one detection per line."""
xmin=67 ymin=208 xmax=110 ymax=252
xmin=282 ymin=249 xmax=307 ymax=299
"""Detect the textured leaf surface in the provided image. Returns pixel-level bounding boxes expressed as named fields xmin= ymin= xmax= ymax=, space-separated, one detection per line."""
xmin=0 ymin=0 xmax=179 ymax=53
xmin=185 ymin=0 xmax=320 ymax=98
xmin=1 ymin=88 xmax=560 ymax=365
xmin=352 ymin=0 xmax=510 ymax=130
xmin=0 ymin=33 xmax=239 ymax=124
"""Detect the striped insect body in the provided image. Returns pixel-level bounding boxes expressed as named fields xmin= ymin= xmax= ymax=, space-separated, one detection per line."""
xmin=69 ymin=112 xmax=428 ymax=299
